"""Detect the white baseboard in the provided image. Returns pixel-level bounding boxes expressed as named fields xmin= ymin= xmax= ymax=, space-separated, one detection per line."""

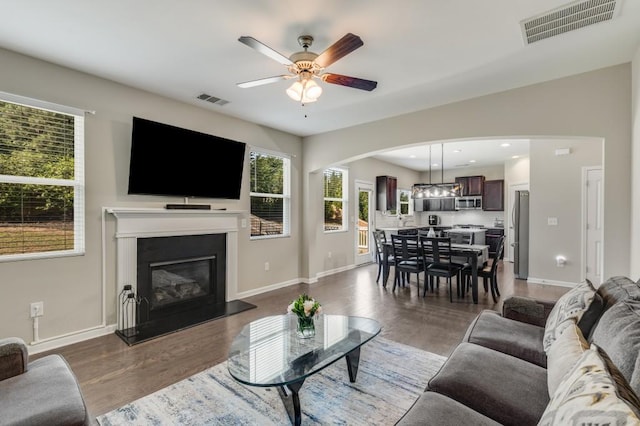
xmin=315 ymin=264 xmax=356 ymax=279
xmin=28 ymin=324 xmax=117 ymax=355
xmin=526 ymin=277 xmax=579 ymax=288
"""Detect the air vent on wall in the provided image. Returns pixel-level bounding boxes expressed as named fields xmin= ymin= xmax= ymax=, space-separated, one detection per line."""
xmin=521 ymin=0 xmax=621 ymax=44
xmin=196 ymin=93 xmax=229 ymax=106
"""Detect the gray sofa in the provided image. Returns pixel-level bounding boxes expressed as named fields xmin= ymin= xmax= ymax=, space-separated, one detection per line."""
xmin=397 ymin=276 xmax=640 ymax=425
xmin=0 ymin=337 xmax=90 ymax=426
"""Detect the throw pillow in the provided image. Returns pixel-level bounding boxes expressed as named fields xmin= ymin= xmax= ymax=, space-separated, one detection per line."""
xmin=538 ymin=344 xmax=640 ymax=426
xmin=543 ymin=280 xmax=596 ymax=352
xmin=546 ymin=322 xmax=588 ymax=398
xmin=590 ymin=298 xmax=640 ymax=396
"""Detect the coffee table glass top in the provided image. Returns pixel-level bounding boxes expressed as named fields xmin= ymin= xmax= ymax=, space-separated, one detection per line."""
xmin=227 ymin=314 xmax=381 ymax=387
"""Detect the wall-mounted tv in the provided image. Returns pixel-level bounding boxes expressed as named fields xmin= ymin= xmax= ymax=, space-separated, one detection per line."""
xmin=127 ymin=117 xmax=246 ymax=200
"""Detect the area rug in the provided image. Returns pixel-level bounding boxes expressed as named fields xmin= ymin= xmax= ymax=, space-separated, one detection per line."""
xmin=96 ymin=337 xmax=446 ymax=425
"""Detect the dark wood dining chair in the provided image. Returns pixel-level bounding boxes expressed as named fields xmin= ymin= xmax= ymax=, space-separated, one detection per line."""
xmin=390 ymin=234 xmax=424 ymax=293
xmin=421 ymin=236 xmax=465 ymax=301
xmin=462 ymin=235 xmax=506 ymax=302
xmin=372 ymin=230 xmax=392 ymax=284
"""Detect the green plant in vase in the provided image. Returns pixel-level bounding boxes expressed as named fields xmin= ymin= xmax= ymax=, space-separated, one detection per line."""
xmin=287 ymin=294 xmax=322 ymax=338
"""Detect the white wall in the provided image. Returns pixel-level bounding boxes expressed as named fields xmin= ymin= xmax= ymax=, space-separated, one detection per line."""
xmin=303 ymin=64 xmax=632 ymax=283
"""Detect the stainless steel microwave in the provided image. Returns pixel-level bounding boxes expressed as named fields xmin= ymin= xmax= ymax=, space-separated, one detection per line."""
xmin=455 ymin=196 xmax=482 ymax=210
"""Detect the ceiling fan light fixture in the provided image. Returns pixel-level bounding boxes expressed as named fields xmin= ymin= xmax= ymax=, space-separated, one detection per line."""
xmin=304 ymin=79 xmax=322 ymax=100
xmin=286 ymin=81 xmax=304 ymax=101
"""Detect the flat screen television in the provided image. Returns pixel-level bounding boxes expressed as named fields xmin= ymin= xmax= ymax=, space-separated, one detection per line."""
xmin=127 ymin=117 xmax=246 ymax=200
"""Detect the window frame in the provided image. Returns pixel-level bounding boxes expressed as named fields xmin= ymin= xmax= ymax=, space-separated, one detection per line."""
xmin=0 ymin=91 xmax=85 ymax=261
xmin=249 ymin=147 xmax=291 ymax=240
xmin=323 ymin=166 xmax=348 ymax=233
xmin=397 ymin=188 xmax=414 ymax=216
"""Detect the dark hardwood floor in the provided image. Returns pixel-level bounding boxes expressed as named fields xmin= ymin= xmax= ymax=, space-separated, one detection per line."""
xmin=35 ymin=260 xmax=568 ymax=421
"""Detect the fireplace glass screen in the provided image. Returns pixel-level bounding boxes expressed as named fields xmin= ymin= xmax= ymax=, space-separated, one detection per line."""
xmin=149 ymin=256 xmax=215 ymax=309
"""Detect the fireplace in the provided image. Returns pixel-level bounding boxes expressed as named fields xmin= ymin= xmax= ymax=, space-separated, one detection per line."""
xmin=136 ymin=233 xmax=225 ymax=323
xmin=107 ymin=208 xmax=256 ymax=345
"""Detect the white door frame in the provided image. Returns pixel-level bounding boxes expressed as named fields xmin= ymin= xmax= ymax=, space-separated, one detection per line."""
xmin=507 ymin=182 xmax=529 ymax=262
xmin=355 ymin=180 xmax=374 ymax=265
xmin=582 ymin=166 xmax=604 ymax=285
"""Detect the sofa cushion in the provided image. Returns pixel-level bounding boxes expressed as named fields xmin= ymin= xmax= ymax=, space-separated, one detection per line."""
xmin=463 ymin=309 xmax=547 ymax=367
xmin=590 ymin=298 xmax=640 ymax=396
xmin=0 ymin=354 xmax=90 ymax=426
xmin=546 ymin=322 xmax=588 ymax=398
xmin=597 ymin=276 xmax=640 ymax=311
xmin=427 ymin=342 xmax=548 ymax=426
xmin=538 ymin=344 xmax=640 ymax=425
xmin=543 ymin=280 xmax=596 ymax=352
xmin=396 ymin=391 xmax=501 ymax=426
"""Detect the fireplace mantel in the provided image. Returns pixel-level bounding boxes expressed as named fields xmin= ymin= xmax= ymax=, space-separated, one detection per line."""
xmin=107 ymin=207 xmax=245 ymax=325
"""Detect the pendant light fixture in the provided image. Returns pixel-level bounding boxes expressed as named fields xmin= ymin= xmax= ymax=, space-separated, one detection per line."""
xmin=411 ymin=144 xmax=461 ymax=199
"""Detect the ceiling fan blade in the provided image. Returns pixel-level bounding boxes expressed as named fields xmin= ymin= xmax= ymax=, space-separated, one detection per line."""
xmin=322 ymin=73 xmax=378 ymax=91
xmin=238 ymin=36 xmax=294 ymax=66
xmin=237 ymin=75 xmax=290 ymax=88
xmin=314 ymin=33 xmax=364 ymax=68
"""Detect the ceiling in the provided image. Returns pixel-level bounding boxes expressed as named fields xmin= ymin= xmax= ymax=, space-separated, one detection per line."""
xmin=0 ymin=1 xmax=639 ymax=142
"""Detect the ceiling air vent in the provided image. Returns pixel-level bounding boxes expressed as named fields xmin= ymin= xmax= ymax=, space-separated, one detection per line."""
xmin=196 ymin=93 xmax=229 ymax=106
xmin=521 ymin=0 xmax=621 ymax=44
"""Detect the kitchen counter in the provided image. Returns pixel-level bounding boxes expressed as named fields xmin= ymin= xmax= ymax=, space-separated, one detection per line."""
xmin=444 ymin=228 xmax=486 ymax=245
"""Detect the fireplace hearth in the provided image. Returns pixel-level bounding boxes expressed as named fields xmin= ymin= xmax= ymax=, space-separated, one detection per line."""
xmin=108 ymin=208 xmax=255 ymax=346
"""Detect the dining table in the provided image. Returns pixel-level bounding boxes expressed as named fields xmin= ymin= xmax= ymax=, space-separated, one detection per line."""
xmin=382 ymin=241 xmax=489 ymax=304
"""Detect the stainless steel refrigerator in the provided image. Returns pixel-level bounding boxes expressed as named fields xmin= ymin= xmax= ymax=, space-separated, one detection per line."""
xmin=512 ymin=190 xmax=529 ymax=280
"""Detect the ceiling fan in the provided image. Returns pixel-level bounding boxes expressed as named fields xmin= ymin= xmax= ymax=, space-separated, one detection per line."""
xmin=237 ymin=33 xmax=378 ymax=103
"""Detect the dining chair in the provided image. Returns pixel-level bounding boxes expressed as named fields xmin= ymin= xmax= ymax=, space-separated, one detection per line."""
xmin=390 ymin=234 xmax=424 ymax=293
xmin=421 ymin=236 xmax=465 ymax=301
xmin=462 ymin=235 xmax=506 ymax=303
xmin=372 ymin=230 xmax=392 ymax=284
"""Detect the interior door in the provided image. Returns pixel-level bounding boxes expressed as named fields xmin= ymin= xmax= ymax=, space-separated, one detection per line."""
xmin=584 ymin=167 xmax=603 ymax=285
xmin=507 ymin=182 xmax=529 ymax=262
xmin=355 ymin=181 xmax=374 ymax=265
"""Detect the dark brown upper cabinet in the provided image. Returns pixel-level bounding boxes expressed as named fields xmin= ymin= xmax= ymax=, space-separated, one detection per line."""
xmin=376 ymin=176 xmax=397 ymax=211
xmin=455 ymin=175 xmax=485 ymax=196
xmin=482 ymin=179 xmax=504 ymax=211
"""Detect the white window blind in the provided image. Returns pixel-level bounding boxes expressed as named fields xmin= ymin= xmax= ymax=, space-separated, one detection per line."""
xmin=323 ymin=167 xmax=348 ymax=232
xmin=0 ymin=93 xmax=85 ymax=261
xmin=249 ymin=149 xmax=290 ymax=238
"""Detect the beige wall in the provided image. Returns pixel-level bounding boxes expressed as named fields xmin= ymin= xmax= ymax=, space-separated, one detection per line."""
xmin=0 ymin=47 xmax=303 ymax=348
xmin=632 ymin=47 xmax=640 ymax=279
xmin=528 ymin=138 xmax=602 ymax=284
xmin=303 ymin=65 xmax=632 ymax=283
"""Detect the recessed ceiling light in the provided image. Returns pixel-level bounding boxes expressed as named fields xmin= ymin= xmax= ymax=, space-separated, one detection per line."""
xmin=469 ymin=160 xmax=476 ymax=163
xmin=501 ymin=143 xmax=511 ymax=147
xmin=512 ymin=155 xmax=520 ymax=159
xmin=432 ymin=163 xmax=439 ymax=167
xmin=409 ymin=155 xmax=416 ymax=158
xmin=453 ymin=149 xmax=462 ymax=153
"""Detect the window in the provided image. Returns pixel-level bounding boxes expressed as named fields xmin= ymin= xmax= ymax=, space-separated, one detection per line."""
xmin=249 ymin=149 xmax=290 ymax=238
xmin=0 ymin=92 xmax=85 ymax=260
xmin=323 ymin=167 xmax=348 ymax=232
xmin=398 ymin=189 xmax=413 ymax=216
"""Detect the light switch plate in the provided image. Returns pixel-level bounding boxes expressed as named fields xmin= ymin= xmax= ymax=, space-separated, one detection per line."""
xmin=547 ymin=217 xmax=558 ymax=226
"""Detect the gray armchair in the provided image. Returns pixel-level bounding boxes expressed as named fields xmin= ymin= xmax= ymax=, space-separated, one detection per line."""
xmin=0 ymin=337 xmax=90 ymax=426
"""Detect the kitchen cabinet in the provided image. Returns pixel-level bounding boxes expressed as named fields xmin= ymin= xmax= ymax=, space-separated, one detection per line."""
xmin=376 ymin=176 xmax=397 ymax=211
xmin=483 ymin=179 xmax=504 ymax=211
xmin=414 ymin=197 xmax=456 ymax=212
xmin=455 ymin=175 xmax=485 ymax=196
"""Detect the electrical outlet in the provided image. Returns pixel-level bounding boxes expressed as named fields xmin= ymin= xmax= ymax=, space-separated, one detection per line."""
xmin=264 ymin=261 xmax=270 ymax=271
xmin=328 ymin=251 xmax=332 ymax=259
xmin=30 ymin=301 xmax=44 ymax=318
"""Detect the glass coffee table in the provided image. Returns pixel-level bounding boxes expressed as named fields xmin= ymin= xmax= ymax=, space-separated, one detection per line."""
xmin=227 ymin=314 xmax=381 ymax=425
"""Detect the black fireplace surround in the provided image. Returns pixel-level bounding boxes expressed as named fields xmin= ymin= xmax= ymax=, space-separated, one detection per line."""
xmin=116 ymin=233 xmax=255 ymax=345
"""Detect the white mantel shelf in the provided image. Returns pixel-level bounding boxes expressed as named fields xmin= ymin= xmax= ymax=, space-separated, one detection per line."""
xmin=106 ymin=207 xmax=247 ymax=239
